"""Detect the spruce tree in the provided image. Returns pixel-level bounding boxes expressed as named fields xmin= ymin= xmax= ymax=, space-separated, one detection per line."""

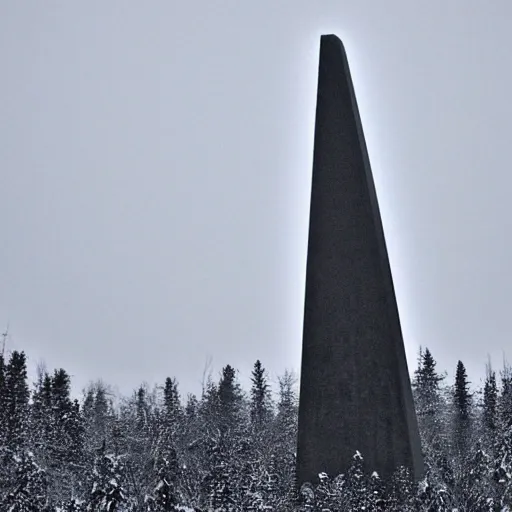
xmin=148 ymin=448 xmax=181 ymax=511
xmin=89 ymin=382 xmax=112 ymax=451
xmin=483 ymin=366 xmax=498 ymax=438
xmin=342 ymin=451 xmax=371 ymax=510
xmin=86 ymin=442 xmax=130 ymax=512
xmin=121 ymin=384 xmax=158 ymax=510
xmin=51 ymin=369 xmax=76 ymax=467
xmin=273 ymin=371 xmax=298 ymax=502
xmin=31 ymin=372 xmax=53 ymax=461
xmin=163 ymin=377 xmax=181 ymax=428
xmin=493 ymin=363 xmax=512 ymax=508
xmin=1 ymin=450 xmax=49 ymax=512
xmin=460 ymin=441 xmax=494 ymax=511
xmin=217 ymin=365 xmax=244 ymax=433
xmin=388 ymin=466 xmax=416 ymax=511
xmin=413 ymin=347 xmax=444 ymax=419
xmin=413 ymin=347 xmax=447 ymax=468
xmin=202 ymin=435 xmax=236 ymax=512
xmin=453 ymin=360 xmax=472 ymax=455
xmin=314 ymin=472 xmax=337 ymax=512
xmin=0 ymin=352 xmax=7 ymax=446
xmin=499 ymin=363 xmax=512 ymax=430
xmin=150 ymin=379 xmax=183 ymax=511
xmin=185 ymin=393 xmax=197 ymax=420
xmin=4 ymin=351 xmax=30 ymax=451
xmin=250 ymin=360 xmax=272 ymax=430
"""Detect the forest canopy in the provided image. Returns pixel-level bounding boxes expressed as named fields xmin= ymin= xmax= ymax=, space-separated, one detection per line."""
xmin=0 ymin=347 xmax=511 ymax=511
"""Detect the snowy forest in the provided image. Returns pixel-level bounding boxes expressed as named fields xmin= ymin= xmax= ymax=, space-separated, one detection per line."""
xmin=0 ymin=347 xmax=511 ymax=511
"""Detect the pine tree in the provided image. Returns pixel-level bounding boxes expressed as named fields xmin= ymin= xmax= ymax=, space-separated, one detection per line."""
xmin=217 ymin=365 xmax=244 ymax=433
xmin=122 ymin=384 xmax=158 ymax=510
xmin=200 ymin=377 xmax=220 ymax=428
xmin=250 ymin=360 xmax=272 ymax=430
xmin=453 ymin=360 xmax=472 ymax=455
xmin=159 ymin=378 xmax=182 ymax=462
xmin=314 ymin=472 xmax=337 ymax=511
xmin=483 ymin=365 xmax=498 ymax=440
xmin=387 ymin=466 xmax=416 ymax=511
xmin=51 ymin=370 xmax=76 ymax=467
xmin=163 ymin=378 xmax=181 ymax=430
xmin=83 ymin=382 xmax=113 ymax=453
xmin=272 ymin=371 xmax=298 ymax=501
xmin=4 ymin=351 xmax=30 ymax=451
xmin=459 ymin=441 xmax=494 ymax=511
xmin=31 ymin=371 xmax=53 ymax=462
xmin=258 ymin=453 xmax=282 ymax=510
xmin=151 ymin=379 xmax=183 ymax=511
xmin=342 ymin=451 xmax=371 ymax=510
xmin=412 ymin=347 xmax=450 ymax=487
xmin=185 ymin=393 xmax=197 ymax=421
xmin=86 ymin=442 xmax=130 ymax=512
xmin=30 ymin=368 xmax=86 ymax=506
xmin=93 ymin=384 xmax=111 ymax=444
xmin=417 ymin=475 xmax=453 ymax=512
xmin=1 ymin=450 xmax=49 ymax=512
xmin=69 ymin=399 xmax=85 ymax=466
xmin=499 ymin=362 xmax=512 ymax=430
xmin=202 ymin=436 xmax=236 ymax=512
xmin=413 ymin=347 xmax=444 ymax=420
xmin=492 ymin=363 xmax=512 ymax=508
xmin=147 ymin=448 xmax=181 ymax=512
xmin=0 ymin=352 xmax=7 ymax=446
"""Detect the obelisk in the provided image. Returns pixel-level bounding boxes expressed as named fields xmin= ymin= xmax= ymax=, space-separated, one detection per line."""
xmin=296 ymin=35 xmax=423 ymax=487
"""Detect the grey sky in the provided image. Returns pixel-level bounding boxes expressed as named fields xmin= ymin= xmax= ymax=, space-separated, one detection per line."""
xmin=1 ymin=1 xmax=511 ymax=400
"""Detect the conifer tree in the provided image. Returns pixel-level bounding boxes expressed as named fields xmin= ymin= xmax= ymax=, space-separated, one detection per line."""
xmin=119 ymin=384 xmax=159 ymax=510
xmin=0 ymin=352 xmax=7 ymax=446
xmin=86 ymin=442 xmax=130 ymax=512
xmin=217 ymin=365 xmax=244 ymax=433
xmin=31 ymin=371 xmax=53 ymax=461
xmin=483 ymin=365 xmax=498 ymax=438
xmin=413 ymin=347 xmax=444 ymax=420
xmin=492 ymin=363 xmax=512 ymax=508
xmin=147 ymin=448 xmax=181 ymax=512
xmin=342 ymin=451 xmax=371 ymax=510
xmin=149 ymin=379 xmax=183 ymax=511
xmin=499 ymin=362 xmax=512 ymax=430
xmin=413 ymin=347 xmax=448 ymax=477
xmin=69 ymin=399 xmax=85 ymax=464
xmin=84 ymin=382 xmax=113 ymax=452
xmin=314 ymin=472 xmax=336 ymax=512
xmin=201 ymin=435 xmax=236 ymax=512
xmin=453 ymin=360 xmax=472 ymax=455
xmin=459 ymin=441 xmax=494 ymax=511
xmin=163 ymin=378 xmax=181 ymax=429
xmin=93 ymin=384 xmax=111 ymax=444
xmin=200 ymin=377 xmax=220 ymax=427
xmin=250 ymin=360 xmax=272 ymax=431
xmin=185 ymin=393 xmax=197 ymax=421
xmin=34 ymin=368 xmax=85 ymax=506
xmin=51 ymin=369 xmax=76 ymax=465
xmin=387 ymin=466 xmax=416 ymax=511
xmin=1 ymin=450 xmax=49 ymax=512
xmin=272 ymin=371 xmax=298 ymax=502
xmin=4 ymin=351 xmax=30 ymax=451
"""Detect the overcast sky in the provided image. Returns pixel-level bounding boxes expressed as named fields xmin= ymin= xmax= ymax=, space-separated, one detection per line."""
xmin=1 ymin=1 xmax=511 ymax=401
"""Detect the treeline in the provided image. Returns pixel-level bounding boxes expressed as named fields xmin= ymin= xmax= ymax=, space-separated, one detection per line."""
xmin=0 ymin=348 xmax=511 ymax=511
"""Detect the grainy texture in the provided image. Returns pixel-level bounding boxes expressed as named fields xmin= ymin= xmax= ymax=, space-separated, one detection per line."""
xmin=296 ymin=35 xmax=424 ymax=486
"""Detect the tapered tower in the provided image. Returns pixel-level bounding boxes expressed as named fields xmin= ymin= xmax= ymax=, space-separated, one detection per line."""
xmin=296 ymin=35 xmax=423 ymax=486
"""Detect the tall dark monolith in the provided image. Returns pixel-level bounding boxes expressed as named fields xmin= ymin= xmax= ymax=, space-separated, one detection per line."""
xmin=296 ymin=35 xmax=423 ymax=487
